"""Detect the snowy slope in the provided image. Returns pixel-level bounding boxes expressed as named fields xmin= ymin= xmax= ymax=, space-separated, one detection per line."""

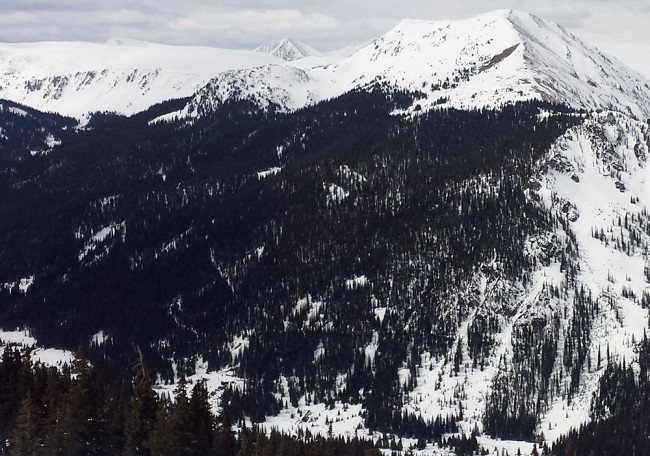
xmin=255 ymin=38 xmax=322 ymax=61
xmin=403 ymin=111 xmax=650 ymax=449
xmin=533 ymin=111 xmax=650 ymax=440
xmin=0 ymin=329 xmax=75 ymax=368
xmin=172 ymin=82 xmax=650 ymax=456
xmin=334 ymin=9 xmax=650 ymax=117
xmin=223 ymin=110 xmax=649 ymax=455
xmin=156 ymin=64 xmax=317 ymax=122
xmin=4 ymin=10 xmax=649 ymax=123
xmin=181 ymin=9 xmax=650 ymax=120
xmin=0 ymin=39 xmax=282 ymax=118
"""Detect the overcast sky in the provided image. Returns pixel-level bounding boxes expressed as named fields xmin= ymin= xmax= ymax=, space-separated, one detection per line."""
xmin=1 ymin=0 xmax=649 ymax=76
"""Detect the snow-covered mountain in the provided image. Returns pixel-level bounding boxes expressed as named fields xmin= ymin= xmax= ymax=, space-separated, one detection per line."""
xmin=255 ymin=38 xmax=322 ymax=61
xmin=3 ymin=10 xmax=649 ymax=124
xmin=179 ymin=9 xmax=650 ymax=120
xmin=145 ymin=12 xmax=650 ymax=450
xmin=3 ymin=9 xmax=650 ymax=454
xmin=0 ymin=39 xmax=282 ymax=118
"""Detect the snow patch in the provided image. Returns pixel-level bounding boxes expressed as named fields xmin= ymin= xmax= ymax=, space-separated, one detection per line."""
xmin=91 ymin=330 xmax=112 ymax=346
xmin=18 ymin=276 xmax=34 ymax=293
xmin=326 ymin=183 xmax=349 ymax=204
xmin=2 ymin=276 xmax=35 ymax=294
xmin=8 ymin=106 xmax=28 ymax=116
xmin=0 ymin=329 xmax=76 ymax=368
xmin=154 ymin=358 xmax=245 ymax=415
xmin=78 ymin=221 xmax=126 ymax=263
xmin=345 ymin=275 xmax=368 ymax=289
xmin=257 ymin=167 xmax=282 ymax=179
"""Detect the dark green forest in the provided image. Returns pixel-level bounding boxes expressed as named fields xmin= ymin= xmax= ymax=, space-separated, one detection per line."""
xmin=2 ymin=89 xmax=649 ymax=454
xmin=0 ymin=345 xmax=385 ymax=456
xmin=0 ymin=92 xmax=584 ymax=438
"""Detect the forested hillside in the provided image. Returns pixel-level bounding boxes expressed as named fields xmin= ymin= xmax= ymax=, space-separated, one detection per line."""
xmin=1 ymin=71 xmax=649 ymax=456
xmin=0 ymin=87 xmax=585 ymax=433
xmin=0 ymin=345 xmax=386 ymax=456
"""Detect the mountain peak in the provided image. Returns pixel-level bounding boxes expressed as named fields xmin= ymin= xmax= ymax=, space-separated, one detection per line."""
xmin=355 ymin=10 xmax=650 ymax=118
xmin=2 ymin=10 xmax=649 ymax=121
xmin=255 ymin=38 xmax=321 ymax=61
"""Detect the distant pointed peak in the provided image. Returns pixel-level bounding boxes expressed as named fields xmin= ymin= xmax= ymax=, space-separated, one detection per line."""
xmin=255 ymin=38 xmax=321 ymax=61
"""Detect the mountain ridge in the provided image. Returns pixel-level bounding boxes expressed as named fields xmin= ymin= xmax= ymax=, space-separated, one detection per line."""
xmin=172 ymin=9 xmax=650 ymax=123
xmin=1 ymin=10 xmax=649 ymax=121
xmin=0 ymin=40 xmax=283 ymax=118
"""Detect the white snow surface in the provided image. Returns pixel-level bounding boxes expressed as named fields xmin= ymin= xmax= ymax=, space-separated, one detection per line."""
xmin=0 ymin=39 xmax=283 ymax=118
xmin=4 ymin=10 xmax=649 ymax=122
xmin=0 ymin=330 xmax=76 ymax=368
xmin=255 ymin=38 xmax=322 ymax=61
xmin=182 ymin=9 xmax=650 ymax=120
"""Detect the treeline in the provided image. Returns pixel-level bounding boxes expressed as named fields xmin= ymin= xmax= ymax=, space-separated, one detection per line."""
xmin=0 ymin=345 xmax=381 ymax=456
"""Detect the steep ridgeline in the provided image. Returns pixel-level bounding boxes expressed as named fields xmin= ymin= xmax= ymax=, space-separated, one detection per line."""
xmin=171 ymin=9 xmax=650 ymax=122
xmin=2 ymin=9 xmax=649 ymax=122
xmin=0 ymin=40 xmax=281 ymax=118
xmin=0 ymin=10 xmax=650 ymax=456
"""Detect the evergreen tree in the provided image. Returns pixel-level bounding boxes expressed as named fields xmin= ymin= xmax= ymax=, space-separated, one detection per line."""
xmin=214 ymin=391 xmax=237 ymax=456
xmin=169 ymin=375 xmax=194 ymax=455
xmin=0 ymin=346 xmax=24 ymax=445
xmin=10 ymin=392 xmax=40 ymax=456
xmin=63 ymin=347 xmax=103 ymax=454
xmin=188 ymin=380 xmax=213 ymax=454
xmin=235 ymin=424 xmax=255 ymax=456
xmin=564 ymin=440 xmax=573 ymax=456
xmin=124 ymin=351 xmax=158 ymax=456
xmin=146 ymin=408 xmax=175 ymax=456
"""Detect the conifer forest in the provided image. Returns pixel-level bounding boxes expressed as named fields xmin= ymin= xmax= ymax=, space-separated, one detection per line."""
xmin=1 ymin=73 xmax=650 ymax=454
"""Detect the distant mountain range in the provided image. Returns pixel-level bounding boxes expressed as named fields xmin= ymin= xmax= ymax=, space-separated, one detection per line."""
xmin=1 ymin=10 xmax=648 ymax=120
xmin=0 ymin=40 xmax=281 ymax=118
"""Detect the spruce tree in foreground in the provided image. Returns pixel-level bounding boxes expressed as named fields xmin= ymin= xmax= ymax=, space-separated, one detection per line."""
xmin=124 ymin=351 xmax=158 ymax=456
